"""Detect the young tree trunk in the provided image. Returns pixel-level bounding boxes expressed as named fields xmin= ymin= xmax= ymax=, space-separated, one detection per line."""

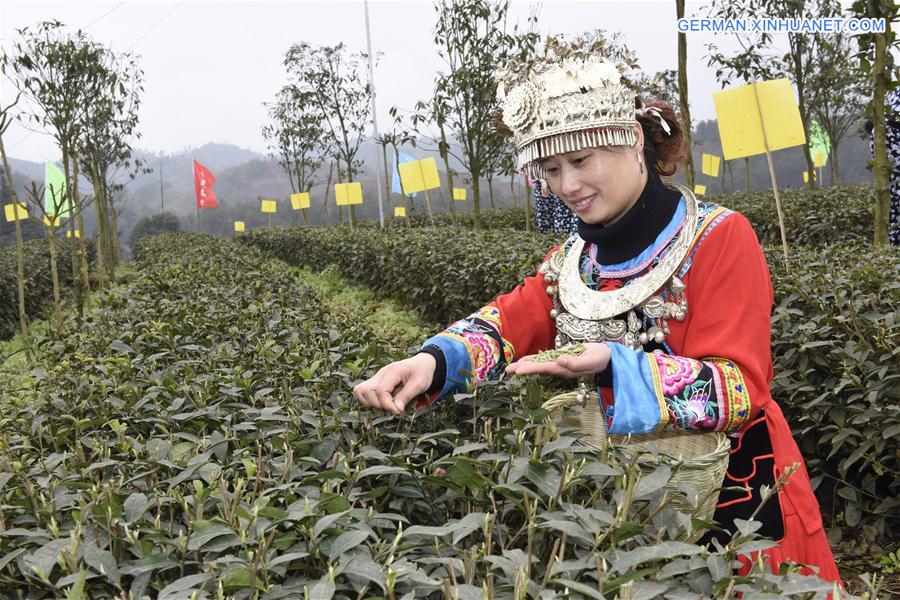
xmin=726 ymin=160 xmax=735 ymax=193
xmin=321 ymin=162 xmax=335 ymax=222
xmin=676 ymin=0 xmax=695 ymax=188
xmin=488 ymin=174 xmax=495 ymax=209
xmin=0 ymin=136 xmax=31 ymax=364
xmin=381 ymin=143 xmax=393 ymax=228
xmin=831 ymin=141 xmax=841 ymax=187
xmin=472 ymin=175 xmax=482 ymax=230
xmin=873 ymin=37 xmax=891 ymax=244
xmin=109 ymin=196 xmax=121 ymax=267
xmin=91 ymin=166 xmax=113 ymax=284
xmin=72 ymin=154 xmax=91 ymax=308
xmin=438 ymin=119 xmax=457 ymax=225
xmin=102 ymin=182 xmax=117 ymax=271
xmin=61 ymin=145 xmax=83 ymax=319
xmin=13 ymin=209 xmax=30 ymax=365
xmin=47 ymin=222 xmax=62 ymax=330
xmin=792 ymin=57 xmax=816 ymax=191
xmin=392 ymin=145 xmax=411 ymax=228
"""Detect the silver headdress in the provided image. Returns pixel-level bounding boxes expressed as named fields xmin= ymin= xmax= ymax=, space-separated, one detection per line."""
xmin=495 ymin=33 xmax=642 ymax=178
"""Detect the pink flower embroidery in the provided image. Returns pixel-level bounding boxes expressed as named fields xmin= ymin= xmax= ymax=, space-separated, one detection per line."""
xmin=462 ymin=331 xmax=498 ymax=382
xmin=655 ymin=354 xmax=702 ymax=396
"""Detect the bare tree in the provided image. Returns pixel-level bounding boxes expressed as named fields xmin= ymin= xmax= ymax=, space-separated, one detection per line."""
xmin=433 ymin=0 xmax=538 ymax=229
xmin=77 ymin=46 xmax=144 ymax=281
xmin=262 ymin=84 xmax=325 ymax=226
xmin=1 ymin=21 xmax=109 ymax=316
xmin=676 ymin=0 xmax=695 ymax=187
xmin=806 ymin=32 xmax=867 ymax=186
xmin=284 ymin=42 xmax=372 ymax=227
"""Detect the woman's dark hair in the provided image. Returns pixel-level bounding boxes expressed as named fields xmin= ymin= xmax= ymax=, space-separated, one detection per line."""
xmin=635 ymin=98 xmax=687 ymax=177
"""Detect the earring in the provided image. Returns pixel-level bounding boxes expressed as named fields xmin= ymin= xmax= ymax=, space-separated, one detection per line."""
xmin=637 ymin=153 xmax=644 ymax=174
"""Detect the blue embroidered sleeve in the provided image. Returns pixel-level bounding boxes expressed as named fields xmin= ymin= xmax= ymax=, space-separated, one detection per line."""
xmin=420 ymin=305 xmax=516 ymax=400
xmin=603 ymin=343 xmax=751 ymax=435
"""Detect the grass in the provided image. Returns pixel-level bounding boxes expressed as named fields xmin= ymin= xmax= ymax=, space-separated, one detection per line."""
xmin=294 ymin=263 xmax=436 ymax=351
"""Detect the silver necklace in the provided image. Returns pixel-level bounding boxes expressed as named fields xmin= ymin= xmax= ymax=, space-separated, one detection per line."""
xmin=540 ymin=185 xmax=696 ymax=350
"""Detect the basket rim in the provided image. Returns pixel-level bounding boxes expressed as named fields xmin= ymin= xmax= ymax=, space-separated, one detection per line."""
xmin=545 ymin=390 xmax=732 ymax=466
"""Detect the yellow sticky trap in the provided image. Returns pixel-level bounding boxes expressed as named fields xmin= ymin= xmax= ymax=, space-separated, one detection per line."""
xmin=399 ymin=159 xmax=440 ymax=194
xmin=398 ymin=161 xmax=425 ymax=194
xmin=419 ymin=157 xmax=440 ymax=190
xmin=803 ymin=171 xmax=816 ymax=183
xmin=66 ymin=229 xmax=81 ymax=238
xmin=335 ymin=182 xmax=363 ymax=205
xmin=43 ymin=215 xmax=61 ymax=227
xmin=4 ymin=203 xmax=27 ymax=222
xmin=335 ymin=184 xmax=347 ymax=206
xmin=394 ymin=206 xmax=406 ymax=217
xmin=713 ymin=78 xmax=806 ymax=160
xmin=453 ymin=187 xmax=467 ymax=201
xmin=813 ymin=151 xmax=827 ymax=168
xmin=291 ymin=192 xmax=310 ymax=210
xmin=234 ymin=221 xmax=245 ymax=232
xmin=261 ymin=200 xmax=277 ymax=213
xmin=702 ymin=154 xmax=721 ymax=177
xmin=694 ymin=184 xmax=707 ymax=196
xmin=347 ymin=182 xmax=363 ymax=205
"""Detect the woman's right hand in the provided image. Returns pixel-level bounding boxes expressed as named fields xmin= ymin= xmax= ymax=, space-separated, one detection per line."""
xmin=352 ymin=353 xmax=436 ymax=414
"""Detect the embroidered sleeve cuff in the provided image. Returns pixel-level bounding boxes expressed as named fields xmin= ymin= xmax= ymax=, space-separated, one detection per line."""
xmin=420 ymin=333 xmax=474 ymax=399
xmin=604 ymin=344 xmax=753 ymax=434
xmin=605 ymin=343 xmax=667 ymax=434
xmin=417 ymin=345 xmax=446 ymax=395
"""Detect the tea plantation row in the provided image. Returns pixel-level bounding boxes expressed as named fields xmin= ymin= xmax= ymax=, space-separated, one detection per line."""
xmin=376 ymin=185 xmax=875 ymax=246
xmin=0 ymin=239 xmax=92 ymax=341
xmin=0 ymin=234 xmax=837 ymax=598
xmin=242 ymin=225 xmax=900 ymax=539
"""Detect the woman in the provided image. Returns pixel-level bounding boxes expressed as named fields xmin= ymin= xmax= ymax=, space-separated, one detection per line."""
xmin=352 ymin=37 xmax=842 ymax=586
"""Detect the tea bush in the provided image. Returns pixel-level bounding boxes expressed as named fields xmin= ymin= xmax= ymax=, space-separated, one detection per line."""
xmin=767 ymin=244 xmax=900 ymax=538
xmin=130 ymin=211 xmax=181 ymax=251
xmin=371 ymin=185 xmax=875 ymax=246
xmin=0 ymin=233 xmax=836 ymax=598
xmin=244 ymin=226 xmax=900 ymax=537
xmin=408 ymin=207 xmax=533 ymax=230
xmin=355 ymin=207 xmax=533 ymax=231
xmin=721 ymin=186 xmax=873 ymax=246
xmin=0 ymin=238 xmax=93 ymax=340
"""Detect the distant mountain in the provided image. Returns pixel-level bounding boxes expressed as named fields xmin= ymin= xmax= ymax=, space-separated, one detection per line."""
xmin=131 ymin=143 xmax=268 ymax=191
xmin=7 ymin=157 xmax=45 ymax=184
xmin=7 ymin=142 xmax=269 ymax=194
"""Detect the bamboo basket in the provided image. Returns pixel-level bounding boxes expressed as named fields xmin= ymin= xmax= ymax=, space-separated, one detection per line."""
xmin=543 ymin=390 xmax=730 ymax=534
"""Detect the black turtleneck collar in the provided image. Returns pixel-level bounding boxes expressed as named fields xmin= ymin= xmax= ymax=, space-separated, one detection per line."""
xmin=576 ymin=170 xmax=682 ymax=265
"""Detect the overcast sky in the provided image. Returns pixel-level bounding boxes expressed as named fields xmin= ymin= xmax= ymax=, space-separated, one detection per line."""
xmin=2 ymin=0 xmax=804 ymax=164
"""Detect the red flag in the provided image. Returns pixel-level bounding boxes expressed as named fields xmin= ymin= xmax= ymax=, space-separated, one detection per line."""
xmin=192 ymin=159 xmax=218 ymax=209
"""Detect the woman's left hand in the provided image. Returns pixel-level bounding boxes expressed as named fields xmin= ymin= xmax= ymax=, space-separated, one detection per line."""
xmin=505 ymin=342 xmax=612 ymax=379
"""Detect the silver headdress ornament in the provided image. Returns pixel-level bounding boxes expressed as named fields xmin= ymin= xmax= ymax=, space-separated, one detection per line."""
xmin=495 ymin=33 xmax=642 ymax=178
xmin=636 ymin=104 xmax=671 ymax=135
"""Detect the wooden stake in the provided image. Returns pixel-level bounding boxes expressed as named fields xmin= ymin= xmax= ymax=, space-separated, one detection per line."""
xmin=752 ymin=82 xmax=790 ymax=270
xmin=423 ymin=188 xmax=435 ymax=227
